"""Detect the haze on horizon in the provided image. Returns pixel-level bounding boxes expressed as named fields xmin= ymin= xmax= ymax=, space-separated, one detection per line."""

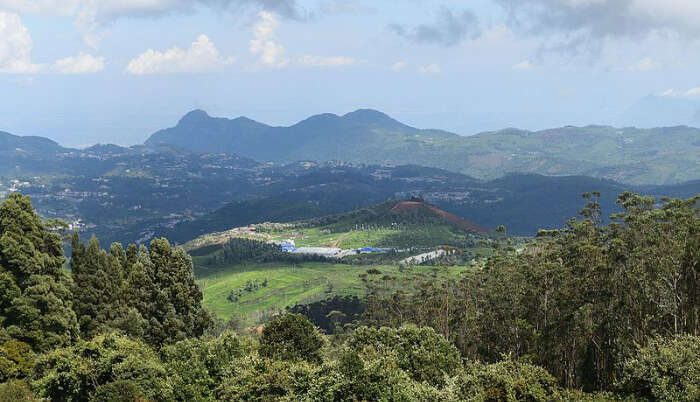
xmin=3 ymin=0 xmax=700 ymax=147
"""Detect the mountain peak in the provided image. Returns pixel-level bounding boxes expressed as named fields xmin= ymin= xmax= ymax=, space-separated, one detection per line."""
xmin=178 ymin=109 xmax=211 ymax=125
xmin=342 ymin=109 xmax=394 ymax=124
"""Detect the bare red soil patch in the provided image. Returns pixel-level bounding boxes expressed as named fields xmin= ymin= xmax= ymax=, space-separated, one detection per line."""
xmin=391 ymin=201 xmax=488 ymax=233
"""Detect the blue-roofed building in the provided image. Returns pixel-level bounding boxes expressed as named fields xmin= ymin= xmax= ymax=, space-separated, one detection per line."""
xmin=280 ymin=242 xmax=296 ymax=252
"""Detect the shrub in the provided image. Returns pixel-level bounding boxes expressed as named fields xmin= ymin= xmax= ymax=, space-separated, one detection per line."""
xmin=161 ymin=331 xmax=244 ymax=401
xmin=346 ymin=325 xmax=462 ymax=387
xmin=308 ymin=347 xmax=447 ymax=401
xmin=91 ymin=380 xmax=146 ymax=402
xmin=214 ymin=356 xmax=316 ymax=401
xmin=456 ymin=359 xmax=560 ymax=401
xmin=0 ymin=341 xmax=34 ymax=382
xmin=0 ymin=380 xmax=39 ymax=402
xmin=31 ymin=333 xmax=172 ymax=401
xmin=259 ymin=313 xmax=324 ymax=363
xmin=618 ymin=335 xmax=700 ymax=402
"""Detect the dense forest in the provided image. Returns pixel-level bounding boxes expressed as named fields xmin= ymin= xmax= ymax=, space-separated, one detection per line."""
xmin=0 ymin=192 xmax=698 ymax=401
xmin=192 ymin=238 xmax=332 ymax=267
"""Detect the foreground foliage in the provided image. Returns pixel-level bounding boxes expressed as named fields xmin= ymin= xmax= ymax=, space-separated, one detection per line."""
xmin=71 ymin=233 xmax=212 ymax=347
xmin=0 ymin=192 xmax=697 ymax=400
xmin=365 ymin=192 xmax=699 ymax=391
xmin=0 ymin=194 xmax=78 ymax=352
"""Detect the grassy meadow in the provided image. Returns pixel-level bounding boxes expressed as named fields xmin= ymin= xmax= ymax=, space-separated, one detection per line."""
xmin=195 ymin=261 xmax=473 ymax=325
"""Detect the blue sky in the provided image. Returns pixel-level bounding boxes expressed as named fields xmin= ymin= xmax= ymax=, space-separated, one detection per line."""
xmin=2 ymin=0 xmax=700 ymax=146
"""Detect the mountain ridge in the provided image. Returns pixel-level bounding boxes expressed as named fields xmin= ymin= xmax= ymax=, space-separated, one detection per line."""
xmin=144 ymin=109 xmax=700 ymax=185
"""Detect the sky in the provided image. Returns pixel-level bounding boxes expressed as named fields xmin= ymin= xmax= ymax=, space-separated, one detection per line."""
xmin=2 ymin=0 xmax=700 ymax=146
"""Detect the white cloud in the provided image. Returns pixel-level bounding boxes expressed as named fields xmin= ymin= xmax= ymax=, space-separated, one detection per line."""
xmin=659 ymin=87 xmax=700 ymax=97
xmin=0 ymin=12 xmax=41 ymax=73
xmin=298 ymin=55 xmax=356 ymax=67
xmin=512 ymin=60 xmax=533 ymax=70
xmin=125 ymin=34 xmax=234 ymax=74
xmin=0 ymin=1 xmax=304 ymax=48
xmin=418 ymin=63 xmax=441 ymax=74
xmin=52 ymin=52 xmax=104 ymax=73
xmin=249 ymin=11 xmax=287 ymax=68
xmin=628 ymin=57 xmax=660 ymax=72
xmin=391 ymin=61 xmax=407 ymax=71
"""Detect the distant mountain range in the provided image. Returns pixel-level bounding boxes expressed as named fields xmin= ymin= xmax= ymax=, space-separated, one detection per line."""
xmin=0 ymin=127 xmax=697 ymax=244
xmin=146 ymin=109 xmax=700 ymax=185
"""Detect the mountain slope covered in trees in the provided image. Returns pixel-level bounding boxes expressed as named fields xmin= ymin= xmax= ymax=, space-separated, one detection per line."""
xmin=146 ymin=109 xmax=700 ymax=185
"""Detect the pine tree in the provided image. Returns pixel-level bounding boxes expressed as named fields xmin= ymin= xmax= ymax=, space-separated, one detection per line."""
xmin=144 ymin=238 xmax=211 ymax=347
xmin=0 ymin=194 xmax=78 ymax=352
xmin=70 ymin=234 xmax=127 ymax=339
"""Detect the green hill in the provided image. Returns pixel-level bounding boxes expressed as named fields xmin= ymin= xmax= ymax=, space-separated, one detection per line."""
xmin=187 ymin=200 xmax=489 ymax=326
xmin=145 ymin=109 xmax=700 ymax=185
xmin=186 ymin=199 xmax=489 ymax=257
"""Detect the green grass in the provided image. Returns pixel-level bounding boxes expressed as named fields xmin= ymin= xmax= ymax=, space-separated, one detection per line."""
xmin=196 ymin=261 xmax=472 ymax=325
xmin=337 ymin=229 xmax=400 ymax=248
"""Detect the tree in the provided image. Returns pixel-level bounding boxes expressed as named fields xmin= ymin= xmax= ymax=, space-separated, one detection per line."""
xmin=70 ymin=235 xmax=212 ymax=348
xmin=0 ymin=340 xmax=34 ymax=382
xmin=31 ymin=333 xmax=173 ymax=402
xmin=0 ymin=194 xmax=78 ymax=352
xmin=140 ymin=238 xmax=212 ymax=347
xmin=161 ymin=331 xmax=244 ymax=401
xmin=618 ymin=335 xmax=699 ymax=401
xmin=456 ymin=359 xmax=561 ymax=401
xmin=259 ymin=313 xmax=324 ymax=363
xmin=70 ymin=234 xmax=125 ymax=339
xmin=346 ymin=325 xmax=462 ymax=387
xmin=361 ymin=192 xmax=699 ymax=391
xmin=214 ymin=357 xmax=317 ymax=401
xmin=309 ymin=337 xmax=450 ymax=401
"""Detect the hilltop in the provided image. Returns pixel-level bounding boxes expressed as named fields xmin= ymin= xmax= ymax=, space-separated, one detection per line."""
xmin=391 ymin=201 xmax=488 ymax=233
xmin=145 ymin=109 xmax=700 ymax=185
xmin=186 ymin=199 xmax=489 ymax=258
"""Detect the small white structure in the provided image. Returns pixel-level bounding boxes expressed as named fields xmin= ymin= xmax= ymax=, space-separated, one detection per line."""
xmin=290 ymin=247 xmax=343 ymax=258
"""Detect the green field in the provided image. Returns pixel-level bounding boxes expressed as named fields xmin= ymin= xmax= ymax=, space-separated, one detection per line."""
xmin=196 ymin=261 xmax=472 ymax=325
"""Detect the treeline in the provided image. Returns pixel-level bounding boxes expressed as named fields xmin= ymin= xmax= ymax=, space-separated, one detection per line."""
xmin=0 ymin=194 xmax=210 ymax=398
xmin=196 ymin=237 xmax=331 ymax=266
xmin=5 ymin=311 xmax=697 ymax=401
xmin=364 ymin=192 xmax=699 ymax=393
xmin=70 ymin=233 xmax=211 ymax=346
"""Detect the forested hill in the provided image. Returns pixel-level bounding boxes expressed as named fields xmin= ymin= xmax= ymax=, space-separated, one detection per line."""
xmin=161 ymin=171 xmax=698 ymax=244
xmin=0 ymin=131 xmax=67 ymax=154
xmin=145 ymin=109 xmax=700 ymax=185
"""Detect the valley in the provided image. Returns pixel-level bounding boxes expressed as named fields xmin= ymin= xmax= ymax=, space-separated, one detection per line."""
xmin=4 ymin=5 xmax=700 ymax=399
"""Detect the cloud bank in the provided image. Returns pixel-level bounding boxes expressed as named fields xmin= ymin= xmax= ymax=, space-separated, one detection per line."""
xmin=126 ymin=34 xmax=234 ymax=74
xmin=494 ymin=0 xmax=700 ymax=54
xmin=0 ymin=0 xmax=305 ymax=47
xmin=0 ymin=12 xmax=42 ymax=73
xmin=53 ymin=52 xmax=104 ymax=73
